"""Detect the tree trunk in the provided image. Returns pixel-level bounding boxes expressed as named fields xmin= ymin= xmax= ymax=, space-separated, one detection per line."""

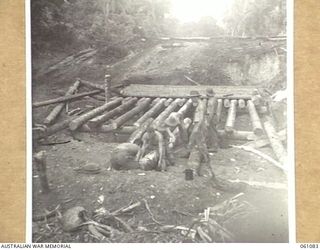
xmin=111 ymin=98 xmax=152 ymax=129
xmin=238 ymin=99 xmax=246 ymax=109
xmin=177 ymin=99 xmax=194 ymax=117
xmin=225 ymin=100 xmax=238 ymax=133
xmin=33 ymin=90 xmax=101 ymax=108
xmin=134 ymin=98 xmax=167 ymax=127
xmin=87 ymin=98 xmax=138 ymax=129
xmin=69 ymin=98 xmax=123 ymax=131
xmin=216 ymin=99 xmax=223 ymax=123
xmin=80 ymin=79 xmax=123 ymax=95
xmin=263 ymin=119 xmax=287 ymax=163
xmin=247 ymin=100 xmax=264 ymax=136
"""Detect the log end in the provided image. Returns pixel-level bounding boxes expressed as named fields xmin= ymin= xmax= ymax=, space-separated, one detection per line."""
xmin=225 ymin=126 xmax=235 ymax=134
xmin=69 ymin=121 xmax=79 ymax=131
xmin=253 ymin=127 xmax=264 ymax=137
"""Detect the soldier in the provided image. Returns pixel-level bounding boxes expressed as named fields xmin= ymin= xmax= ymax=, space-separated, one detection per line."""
xmin=163 ymin=112 xmax=189 ymax=148
xmin=136 ymin=125 xmax=167 ymax=171
xmin=205 ymin=88 xmax=220 ymax=152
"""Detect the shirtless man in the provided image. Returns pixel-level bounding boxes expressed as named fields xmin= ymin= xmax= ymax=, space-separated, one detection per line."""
xmin=136 ymin=125 xmax=167 ymax=171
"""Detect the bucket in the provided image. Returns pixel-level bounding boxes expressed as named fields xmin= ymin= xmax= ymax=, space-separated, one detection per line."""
xmin=185 ymin=169 xmax=194 ymax=181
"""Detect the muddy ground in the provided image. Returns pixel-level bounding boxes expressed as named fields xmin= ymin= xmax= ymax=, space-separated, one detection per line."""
xmin=32 ymin=39 xmax=288 ymax=243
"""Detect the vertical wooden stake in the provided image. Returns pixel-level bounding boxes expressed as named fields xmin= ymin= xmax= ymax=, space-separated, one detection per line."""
xmin=104 ymin=74 xmax=111 ymax=103
xmin=34 ymin=151 xmax=50 ymax=193
xmin=216 ymin=99 xmax=223 ymax=123
xmin=238 ymin=99 xmax=246 ymax=109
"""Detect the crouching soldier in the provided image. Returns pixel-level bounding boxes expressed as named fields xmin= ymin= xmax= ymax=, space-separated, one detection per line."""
xmin=136 ymin=125 xmax=167 ymax=171
xmin=110 ymin=143 xmax=141 ymax=170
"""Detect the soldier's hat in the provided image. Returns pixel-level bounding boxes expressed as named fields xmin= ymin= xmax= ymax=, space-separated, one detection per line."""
xmin=164 ymin=112 xmax=182 ymax=127
xmin=206 ymin=88 xmax=216 ymax=97
xmin=189 ymin=90 xmax=201 ymax=97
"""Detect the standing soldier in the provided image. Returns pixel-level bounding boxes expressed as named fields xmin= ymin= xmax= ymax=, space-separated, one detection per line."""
xmin=205 ymin=88 xmax=220 ymax=152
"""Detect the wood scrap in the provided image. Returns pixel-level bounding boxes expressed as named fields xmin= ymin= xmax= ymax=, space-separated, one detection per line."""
xmin=33 ymin=151 xmax=50 ymax=193
xmin=232 ymin=145 xmax=286 ymax=172
xmin=33 ymin=89 xmax=101 ymax=108
xmin=263 ymin=119 xmax=287 ymax=163
xmin=143 ymin=199 xmax=164 ymax=226
xmin=33 ymin=204 xmax=61 ymax=222
xmin=184 ymin=75 xmax=201 ymax=86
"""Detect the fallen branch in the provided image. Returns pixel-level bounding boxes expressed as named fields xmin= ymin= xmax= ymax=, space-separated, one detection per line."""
xmin=184 ymin=75 xmax=201 ymax=86
xmin=232 ymin=145 xmax=286 ymax=172
xmin=32 ymin=89 xmax=102 ymax=108
xmin=110 ymin=201 xmax=142 ymax=216
xmin=143 ymin=199 xmax=164 ymax=226
xmin=33 ymin=204 xmax=61 ymax=222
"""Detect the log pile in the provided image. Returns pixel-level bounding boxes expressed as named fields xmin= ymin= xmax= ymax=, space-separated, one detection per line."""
xmin=32 ymin=77 xmax=285 ymax=168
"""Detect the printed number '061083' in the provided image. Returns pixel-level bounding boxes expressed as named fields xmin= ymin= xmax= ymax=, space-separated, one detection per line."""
xmin=300 ymin=244 xmax=319 ymax=248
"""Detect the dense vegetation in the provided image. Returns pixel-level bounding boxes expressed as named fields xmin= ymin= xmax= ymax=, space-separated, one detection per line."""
xmin=31 ymin=0 xmax=286 ymax=56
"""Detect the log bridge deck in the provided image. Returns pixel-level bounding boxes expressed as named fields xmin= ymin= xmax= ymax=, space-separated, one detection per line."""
xmin=34 ymin=80 xmax=267 ymax=144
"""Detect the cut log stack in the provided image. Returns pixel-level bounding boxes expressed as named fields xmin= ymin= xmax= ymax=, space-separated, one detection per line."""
xmin=134 ymin=98 xmax=167 ymax=127
xmin=43 ymin=80 xmax=81 ymax=125
xmin=111 ymin=98 xmax=152 ymax=130
xmin=69 ymin=97 xmax=123 ymax=131
xmin=88 ymin=97 xmax=138 ymax=129
xmin=32 ymin=79 xmax=282 ymax=155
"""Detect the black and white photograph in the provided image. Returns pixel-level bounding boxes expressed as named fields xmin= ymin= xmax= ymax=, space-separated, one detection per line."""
xmin=30 ymin=0 xmax=292 ymax=244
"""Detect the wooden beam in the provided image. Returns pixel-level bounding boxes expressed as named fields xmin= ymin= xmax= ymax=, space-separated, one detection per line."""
xmin=111 ymin=98 xmax=152 ymax=129
xmin=121 ymin=84 xmax=256 ymax=99
xmin=238 ymin=99 xmax=246 ymax=109
xmin=216 ymin=99 xmax=223 ymax=123
xmin=177 ymin=99 xmax=194 ymax=117
xmin=247 ymin=100 xmax=264 ymax=136
xmin=263 ymin=119 xmax=287 ymax=163
xmin=87 ymin=98 xmax=138 ymax=129
xmin=32 ymin=89 xmax=101 ymax=108
xmin=218 ymin=130 xmax=254 ymax=141
xmin=225 ymin=100 xmax=237 ymax=133
xmin=80 ymin=79 xmax=123 ymax=95
xmin=69 ymin=98 xmax=123 ymax=131
xmin=134 ymin=98 xmax=167 ymax=127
